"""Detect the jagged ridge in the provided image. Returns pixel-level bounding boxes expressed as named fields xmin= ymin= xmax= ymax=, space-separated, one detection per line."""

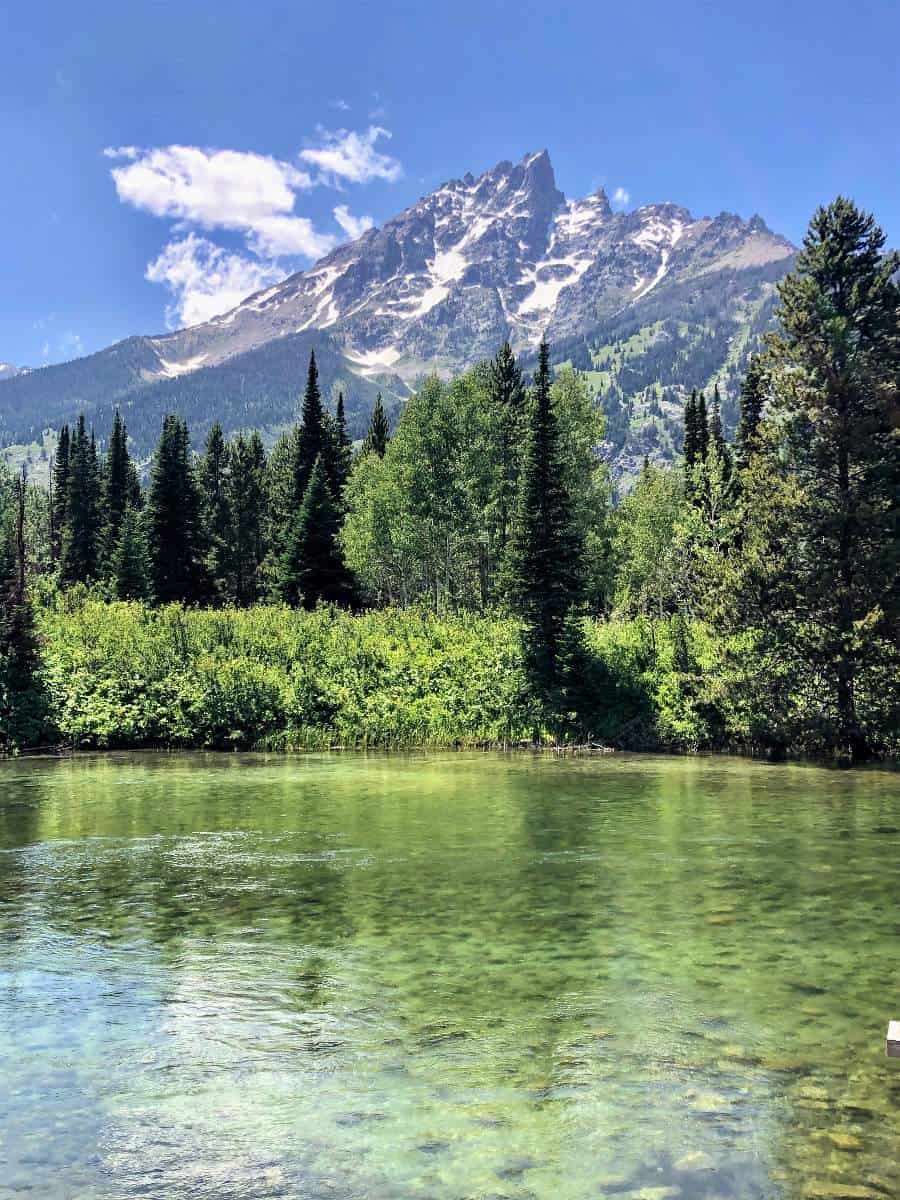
xmin=0 ymin=149 xmax=795 ymax=475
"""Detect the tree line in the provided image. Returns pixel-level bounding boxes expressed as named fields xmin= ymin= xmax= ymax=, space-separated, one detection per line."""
xmin=2 ymin=196 xmax=898 ymax=761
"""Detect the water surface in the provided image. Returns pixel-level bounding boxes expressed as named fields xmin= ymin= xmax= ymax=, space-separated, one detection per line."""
xmin=1 ymin=752 xmax=899 ymax=1199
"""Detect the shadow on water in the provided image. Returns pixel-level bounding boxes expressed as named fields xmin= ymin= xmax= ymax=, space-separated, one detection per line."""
xmin=0 ymin=751 xmax=899 ymax=1198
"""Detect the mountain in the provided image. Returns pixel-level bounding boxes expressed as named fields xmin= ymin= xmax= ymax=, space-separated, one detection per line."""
xmin=0 ymin=150 xmax=795 ymax=477
xmin=0 ymin=363 xmax=26 ymax=381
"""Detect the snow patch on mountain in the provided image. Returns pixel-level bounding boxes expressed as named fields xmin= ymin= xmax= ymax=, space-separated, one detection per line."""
xmin=122 ymin=149 xmax=794 ymax=386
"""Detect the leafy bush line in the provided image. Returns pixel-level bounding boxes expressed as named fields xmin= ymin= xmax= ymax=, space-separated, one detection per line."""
xmin=31 ymin=598 xmax=861 ymax=757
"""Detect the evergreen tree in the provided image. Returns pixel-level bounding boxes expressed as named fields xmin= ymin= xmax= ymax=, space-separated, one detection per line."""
xmin=279 ymin=456 xmax=356 ymax=608
xmin=59 ymin=415 xmax=101 ymax=586
xmin=0 ymin=472 xmax=48 ymax=749
xmin=362 ymin=393 xmax=390 ymax=458
xmin=320 ymin=393 xmax=353 ymax=503
xmin=697 ymin=391 xmax=710 ymax=461
xmin=506 ymin=339 xmax=584 ymax=700
xmin=292 ymin=349 xmax=326 ymax=506
xmin=331 ymin=391 xmax=353 ymax=494
xmin=102 ymin=410 xmax=140 ymax=570
xmin=111 ymin=506 xmax=150 ymax=601
xmin=759 ymin=197 xmax=900 ymax=761
xmin=50 ymin=424 xmax=70 ymax=561
xmin=683 ymin=390 xmax=700 ymax=468
xmin=261 ymin=428 xmax=296 ymax=591
xmin=735 ymin=355 xmax=768 ymax=468
xmin=198 ymin=422 xmax=232 ymax=601
xmin=146 ymin=415 xmax=206 ymax=604
xmin=488 ymin=341 xmax=527 ymax=550
xmin=709 ymin=386 xmax=731 ymax=479
xmin=229 ymin=432 xmax=266 ymax=606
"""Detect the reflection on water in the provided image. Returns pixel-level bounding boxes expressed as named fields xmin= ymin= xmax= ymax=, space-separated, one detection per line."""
xmin=1 ymin=752 xmax=899 ymax=1198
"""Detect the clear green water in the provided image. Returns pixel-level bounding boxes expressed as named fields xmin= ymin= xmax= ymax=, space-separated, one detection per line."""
xmin=1 ymin=753 xmax=899 ymax=1200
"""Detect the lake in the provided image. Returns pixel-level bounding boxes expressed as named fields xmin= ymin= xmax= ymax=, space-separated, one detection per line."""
xmin=1 ymin=752 xmax=898 ymax=1199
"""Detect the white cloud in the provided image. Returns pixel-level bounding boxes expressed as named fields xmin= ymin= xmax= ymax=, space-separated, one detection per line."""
xmin=329 ymin=98 xmax=350 ymax=111
xmin=300 ymin=126 xmax=402 ymax=184
xmin=107 ymin=130 xmax=402 ymax=327
xmin=246 ymin=214 xmax=335 ymax=259
xmin=332 ymin=205 xmax=374 ymax=239
xmin=103 ymin=145 xmax=139 ymax=160
xmin=145 ymin=234 xmax=287 ymax=328
xmin=612 ymin=186 xmax=631 ymax=208
xmin=107 ymin=144 xmax=313 ymax=233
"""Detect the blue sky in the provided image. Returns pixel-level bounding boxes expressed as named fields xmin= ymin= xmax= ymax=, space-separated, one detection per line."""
xmin=2 ymin=0 xmax=898 ymax=368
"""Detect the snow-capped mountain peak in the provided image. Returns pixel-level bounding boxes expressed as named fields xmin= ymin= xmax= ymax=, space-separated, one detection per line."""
xmin=142 ymin=149 xmax=792 ymax=386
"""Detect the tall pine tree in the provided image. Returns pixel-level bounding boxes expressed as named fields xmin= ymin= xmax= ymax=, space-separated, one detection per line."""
xmin=0 ymin=471 xmax=48 ymax=749
xmin=506 ymin=339 xmax=584 ymax=701
xmin=59 ymin=415 xmax=101 ymax=586
xmin=709 ymin=385 xmax=731 ymax=479
xmin=111 ymin=506 xmax=150 ymax=601
xmin=229 ymin=432 xmax=267 ymax=606
xmin=279 ymin=456 xmax=356 ymax=609
xmin=146 ymin=415 xmax=206 ymax=604
xmin=697 ymin=391 xmax=710 ymax=461
xmin=762 ymin=197 xmax=900 ymax=761
xmin=102 ymin=410 xmax=140 ymax=571
xmin=50 ymin=424 xmax=70 ymax=562
xmin=735 ymin=355 xmax=768 ymax=468
xmin=292 ymin=349 xmax=326 ymax=507
xmin=198 ymin=422 xmax=232 ymax=601
xmin=362 ymin=393 xmax=390 ymax=458
xmin=683 ymin=390 xmax=700 ymax=468
xmin=489 ymin=341 xmax=527 ymax=551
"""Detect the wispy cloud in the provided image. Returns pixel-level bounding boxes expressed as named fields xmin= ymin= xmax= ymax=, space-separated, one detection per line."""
xmin=329 ymin=98 xmax=350 ymax=111
xmin=145 ymin=234 xmax=287 ymax=328
xmin=612 ymin=186 xmax=631 ymax=208
xmin=332 ymin=204 xmax=375 ymax=239
xmin=59 ymin=330 xmax=84 ymax=358
xmin=300 ymin=126 xmax=402 ymax=185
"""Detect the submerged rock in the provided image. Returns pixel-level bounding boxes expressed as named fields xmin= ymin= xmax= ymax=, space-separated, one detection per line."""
xmin=827 ymin=1130 xmax=863 ymax=1151
xmin=673 ymin=1150 xmax=715 ymax=1172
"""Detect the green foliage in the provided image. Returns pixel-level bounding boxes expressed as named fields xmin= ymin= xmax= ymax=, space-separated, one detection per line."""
xmin=38 ymin=600 xmax=537 ymax=750
xmin=612 ymin=464 xmax=686 ymax=618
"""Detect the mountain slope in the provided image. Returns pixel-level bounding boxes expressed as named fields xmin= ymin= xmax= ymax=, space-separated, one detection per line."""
xmin=0 ymin=149 xmax=795 ymax=473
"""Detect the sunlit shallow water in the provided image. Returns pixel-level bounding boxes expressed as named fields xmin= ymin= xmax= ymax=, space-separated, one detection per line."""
xmin=1 ymin=752 xmax=899 ymax=1199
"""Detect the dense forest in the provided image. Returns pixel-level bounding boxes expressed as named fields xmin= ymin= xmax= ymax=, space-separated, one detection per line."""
xmin=1 ymin=198 xmax=897 ymax=762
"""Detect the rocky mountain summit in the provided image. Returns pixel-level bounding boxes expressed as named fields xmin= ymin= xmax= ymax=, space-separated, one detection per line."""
xmin=0 ymin=149 xmax=795 ymax=477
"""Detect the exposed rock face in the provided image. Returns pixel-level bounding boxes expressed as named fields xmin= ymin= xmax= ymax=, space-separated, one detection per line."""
xmin=0 ymin=149 xmax=796 ymax=477
xmin=146 ymin=148 xmax=793 ymax=387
